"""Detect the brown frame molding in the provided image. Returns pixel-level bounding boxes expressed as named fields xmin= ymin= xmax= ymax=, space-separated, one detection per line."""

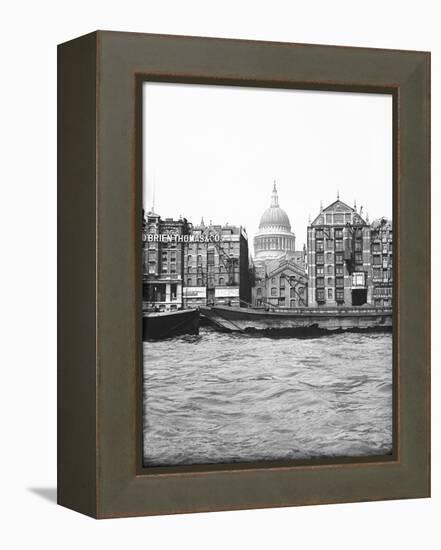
xmin=58 ymin=31 xmax=430 ymax=518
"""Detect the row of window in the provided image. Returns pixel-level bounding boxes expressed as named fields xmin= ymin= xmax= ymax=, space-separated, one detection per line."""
xmin=372 ymin=256 xmax=392 ymax=266
xmin=372 ymin=242 xmax=393 ymax=253
xmin=315 ymin=239 xmax=365 ymax=252
xmin=186 ymin=277 xmax=235 ymax=286
xmin=373 ymin=286 xmax=393 ymax=296
xmin=372 ymin=267 xmax=392 ymax=281
xmin=316 ymin=288 xmax=345 ymax=302
xmin=374 ymin=298 xmax=392 ymax=307
xmin=187 ymin=265 xmax=227 ymax=273
xmin=315 ymin=226 xmax=360 ymax=239
xmin=316 ymin=252 xmax=343 ymax=264
xmin=316 ymin=277 xmax=345 ymax=288
xmin=256 ymin=287 xmax=305 ymax=297
xmin=187 ymin=241 xmax=237 ymax=253
xmin=315 ymin=252 xmax=365 ymax=265
xmin=316 ymin=265 xmax=345 ymax=276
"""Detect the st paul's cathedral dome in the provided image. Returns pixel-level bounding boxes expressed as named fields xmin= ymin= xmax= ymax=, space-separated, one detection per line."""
xmin=254 ymin=183 xmax=296 ymax=261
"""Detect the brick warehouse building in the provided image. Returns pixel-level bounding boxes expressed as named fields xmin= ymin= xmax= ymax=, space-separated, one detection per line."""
xmin=142 ymin=211 xmax=251 ymax=311
xmin=182 ymin=219 xmax=251 ymax=308
xmin=142 ymin=210 xmax=190 ymax=311
xmin=252 ymin=256 xmax=308 ymax=309
xmin=307 ymin=197 xmax=373 ymax=307
xmin=370 ymin=217 xmax=393 ymax=307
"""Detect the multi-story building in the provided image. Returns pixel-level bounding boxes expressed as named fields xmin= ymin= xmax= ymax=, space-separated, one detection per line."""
xmin=143 ymin=211 xmax=251 ymax=310
xmin=182 ymin=220 xmax=251 ymax=308
xmin=142 ymin=210 xmax=190 ymax=311
xmin=307 ymin=197 xmax=372 ymax=307
xmin=370 ymin=217 xmax=393 ymax=307
xmin=252 ymin=256 xmax=308 ymax=309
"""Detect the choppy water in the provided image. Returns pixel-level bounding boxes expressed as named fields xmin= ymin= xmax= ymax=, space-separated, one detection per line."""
xmin=143 ymin=329 xmax=392 ymax=466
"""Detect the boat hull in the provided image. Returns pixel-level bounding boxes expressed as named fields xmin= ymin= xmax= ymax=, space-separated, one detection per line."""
xmin=143 ymin=308 xmax=200 ymax=340
xmin=200 ymin=305 xmax=392 ymax=334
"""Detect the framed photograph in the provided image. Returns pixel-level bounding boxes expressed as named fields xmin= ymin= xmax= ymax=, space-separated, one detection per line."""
xmin=58 ymin=31 xmax=430 ymax=518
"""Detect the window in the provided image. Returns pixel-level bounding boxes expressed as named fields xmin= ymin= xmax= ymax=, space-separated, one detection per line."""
xmin=279 ymin=297 xmax=285 ymax=305
xmin=335 ymin=228 xmax=343 ymax=239
xmin=316 ymin=229 xmax=324 ymax=239
xmin=373 ymin=255 xmax=381 ymax=265
xmin=298 ymin=287 xmax=304 ymax=295
xmin=334 ymin=214 xmax=344 ymax=224
xmin=355 ymin=228 xmax=362 ymax=238
xmin=326 ymin=252 xmax=333 ymax=262
xmin=316 ymin=266 xmax=324 ymax=276
xmin=187 ymin=278 xmax=192 ymax=285
xmin=373 ymin=267 xmax=382 ymax=280
xmin=271 ymin=287 xmax=277 ymax=296
xmin=355 ymin=241 xmax=362 ymax=251
xmin=271 ymin=277 xmax=276 ymax=284
xmin=316 ymin=253 xmax=324 ymax=264
xmin=336 ymin=277 xmax=344 ymax=287
xmin=171 ymin=284 xmax=177 ymax=300
xmin=327 ymin=277 xmax=333 ymax=286
xmin=148 ymin=262 xmax=156 ymax=274
xmin=336 ymin=265 xmax=344 ymax=275
xmin=316 ymin=289 xmax=325 ymax=302
xmin=290 ymin=288 xmax=295 ymax=298
xmin=161 ymin=264 xmax=168 ymax=273
xmin=335 ymin=253 xmax=343 ymax=264
xmin=316 ymin=277 xmax=324 ymax=288
xmin=335 ymin=240 xmax=343 ymax=251
xmin=372 ymin=243 xmax=381 ymax=252
xmin=336 ymin=289 xmax=344 ymax=302
xmin=316 ymin=240 xmax=324 ymax=252
xmin=197 ymin=255 xmax=202 ymax=264
xmin=197 ymin=278 xmax=202 ymax=286
xmin=327 ymin=265 xmax=333 ymax=275
xmin=326 ymin=239 xmax=333 ymax=250
xmin=327 ymin=288 xmax=333 ymax=299
xmin=257 ymin=287 xmax=262 ymax=296
xmin=170 ymin=264 xmax=176 ymax=274
xmin=280 ymin=287 xmax=285 ymax=297
xmin=355 ymin=252 xmax=363 ymax=264
xmin=352 ymin=272 xmax=365 ymax=287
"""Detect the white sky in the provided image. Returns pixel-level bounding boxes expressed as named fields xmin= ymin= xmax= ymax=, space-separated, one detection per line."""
xmin=143 ymin=83 xmax=392 ymax=252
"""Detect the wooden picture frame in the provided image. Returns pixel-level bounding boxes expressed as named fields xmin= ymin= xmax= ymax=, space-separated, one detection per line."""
xmin=58 ymin=31 xmax=430 ymax=518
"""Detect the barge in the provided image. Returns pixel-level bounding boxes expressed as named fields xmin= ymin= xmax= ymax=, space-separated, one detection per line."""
xmin=143 ymin=308 xmax=200 ymax=340
xmin=200 ymin=305 xmax=392 ymax=334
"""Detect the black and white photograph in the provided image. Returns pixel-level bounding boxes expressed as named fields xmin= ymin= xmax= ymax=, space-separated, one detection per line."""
xmin=142 ymin=83 xmax=393 ymax=467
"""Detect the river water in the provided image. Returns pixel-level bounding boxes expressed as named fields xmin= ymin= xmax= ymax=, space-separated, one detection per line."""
xmin=143 ymin=329 xmax=393 ymax=466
